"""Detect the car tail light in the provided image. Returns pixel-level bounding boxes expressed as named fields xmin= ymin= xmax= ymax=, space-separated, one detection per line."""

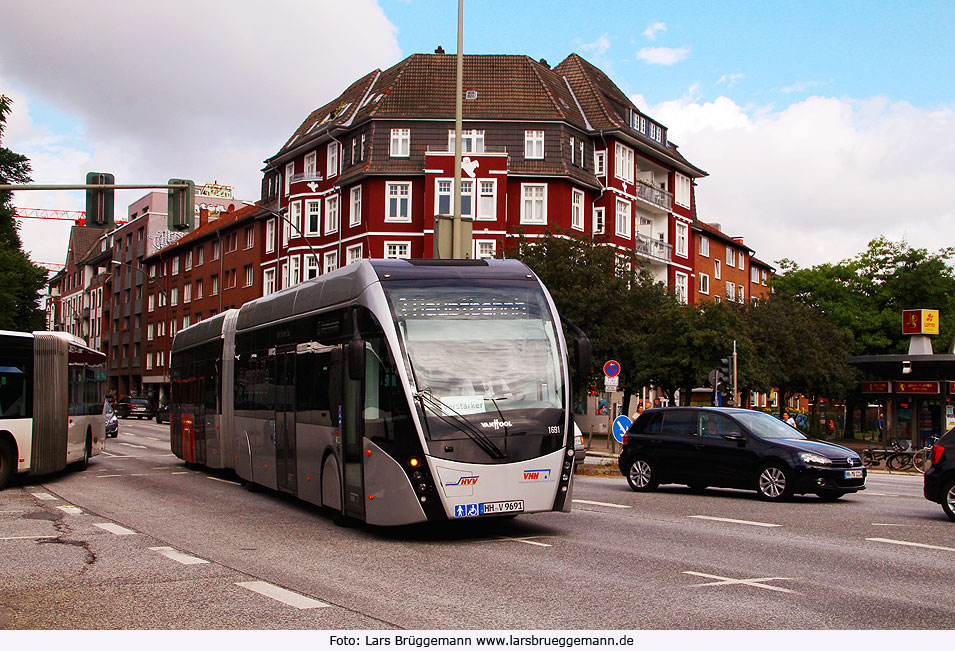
xmin=621 ymin=432 xmax=629 ymax=445
xmin=931 ymin=445 xmax=945 ymax=467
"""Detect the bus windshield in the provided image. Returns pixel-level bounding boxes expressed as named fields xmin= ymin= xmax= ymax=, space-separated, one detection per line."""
xmin=385 ymin=280 xmax=564 ymax=439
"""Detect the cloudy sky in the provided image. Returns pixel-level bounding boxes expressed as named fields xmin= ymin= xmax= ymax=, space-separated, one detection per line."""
xmin=2 ymin=0 xmax=953 ymax=272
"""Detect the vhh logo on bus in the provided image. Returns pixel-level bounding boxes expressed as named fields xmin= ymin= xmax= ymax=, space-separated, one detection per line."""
xmin=522 ymin=469 xmax=552 ymax=482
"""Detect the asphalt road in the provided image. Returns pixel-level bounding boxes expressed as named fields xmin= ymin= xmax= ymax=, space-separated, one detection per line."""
xmin=1 ymin=419 xmax=953 ymax=630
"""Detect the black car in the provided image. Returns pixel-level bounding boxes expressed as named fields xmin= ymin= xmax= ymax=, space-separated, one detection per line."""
xmin=924 ymin=427 xmax=955 ymax=522
xmin=618 ymin=407 xmax=866 ymax=501
xmin=104 ymin=400 xmax=118 ymax=438
xmin=117 ymin=397 xmax=157 ymax=420
xmin=155 ymin=403 xmax=170 ymax=424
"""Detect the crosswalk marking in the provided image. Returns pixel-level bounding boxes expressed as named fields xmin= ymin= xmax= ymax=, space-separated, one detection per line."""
xmin=57 ymin=505 xmax=83 ymax=515
xmin=31 ymin=492 xmax=56 ymax=501
xmin=235 ymin=581 xmax=330 ymax=609
xmin=683 ymin=571 xmax=796 ymax=593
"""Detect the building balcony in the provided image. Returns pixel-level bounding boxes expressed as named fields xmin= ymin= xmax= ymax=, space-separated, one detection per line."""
xmin=290 ymin=172 xmax=324 ymax=184
xmin=634 ymin=233 xmax=672 ymax=264
xmin=633 ymin=180 xmax=672 ymax=213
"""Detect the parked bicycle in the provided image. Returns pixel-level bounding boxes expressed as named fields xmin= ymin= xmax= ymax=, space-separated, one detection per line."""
xmin=884 ymin=437 xmax=939 ymax=473
xmin=861 ymin=439 xmax=908 ymax=468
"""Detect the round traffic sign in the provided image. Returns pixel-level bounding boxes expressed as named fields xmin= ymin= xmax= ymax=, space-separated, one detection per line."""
xmin=603 ymin=360 xmax=621 ymax=377
xmin=612 ymin=415 xmax=632 ymax=443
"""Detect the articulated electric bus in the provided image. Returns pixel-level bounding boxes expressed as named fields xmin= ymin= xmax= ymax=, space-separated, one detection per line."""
xmin=170 ymin=259 xmax=589 ymax=525
xmin=0 ymin=331 xmax=107 ymax=490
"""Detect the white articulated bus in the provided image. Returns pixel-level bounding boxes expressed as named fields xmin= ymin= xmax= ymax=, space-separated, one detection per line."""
xmin=0 ymin=331 xmax=107 ymax=490
xmin=170 ymin=259 xmax=589 ymax=525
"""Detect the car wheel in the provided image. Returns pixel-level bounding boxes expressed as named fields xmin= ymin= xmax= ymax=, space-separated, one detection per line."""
xmin=755 ymin=463 xmax=793 ymax=501
xmin=942 ymin=478 xmax=955 ymax=523
xmin=816 ymin=489 xmax=846 ymax=501
xmin=626 ymin=456 xmax=659 ymax=492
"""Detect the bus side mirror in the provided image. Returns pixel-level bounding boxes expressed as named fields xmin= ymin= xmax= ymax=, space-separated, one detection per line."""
xmin=348 ymin=337 xmax=365 ymax=381
xmin=574 ymin=334 xmax=591 ymax=378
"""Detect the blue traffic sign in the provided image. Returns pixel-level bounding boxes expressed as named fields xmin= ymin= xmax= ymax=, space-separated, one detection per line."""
xmin=612 ymin=415 xmax=632 ymax=443
xmin=603 ymin=360 xmax=621 ymax=377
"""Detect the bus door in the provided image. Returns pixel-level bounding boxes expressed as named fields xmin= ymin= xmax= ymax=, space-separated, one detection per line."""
xmin=342 ymin=343 xmax=365 ymax=520
xmin=274 ymin=346 xmax=297 ymax=495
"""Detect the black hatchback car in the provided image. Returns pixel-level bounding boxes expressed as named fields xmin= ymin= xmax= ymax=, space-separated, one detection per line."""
xmin=924 ymin=426 xmax=955 ymax=522
xmin=117 ymin=397 xmax=157 ymax=420
xmin=619 ymin=407 xmax=866 ymax=501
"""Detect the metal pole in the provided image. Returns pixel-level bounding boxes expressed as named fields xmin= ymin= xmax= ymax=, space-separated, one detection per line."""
xmin=452 ymin=0 xmax=464 ymax=259
xmin=732 ymin=339 xmax=738 ymax=407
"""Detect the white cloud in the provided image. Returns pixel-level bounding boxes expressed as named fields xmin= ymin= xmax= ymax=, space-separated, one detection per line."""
xmin=717 ymin=73 xmax=745 ymax=88
xmin=644 ymin=94 xmax=955 ymax=268
xmin=637 ymin=46 xmax=691 ymax=66
xmin=581 ymin=34 xmax=611 ymax=57
xmin=1 ymin=0 xmax=401 ymax=268
xmin=781 ymin=80 xmax=828 ymax=93
xmin=642 ymin=22 xmax=667 ymax=40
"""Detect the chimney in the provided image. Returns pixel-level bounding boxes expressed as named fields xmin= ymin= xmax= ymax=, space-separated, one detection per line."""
xmin=435 ymin=46 xmax=445 ymax=54
xmin=539 ymin=58 xmax=549 ymax=68
xmin=198 ymin=207 xmax=211 ymax=229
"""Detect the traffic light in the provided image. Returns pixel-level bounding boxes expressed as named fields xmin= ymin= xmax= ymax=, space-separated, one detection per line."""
xmin=167 ymin=178 xmax=195 ymax=232
xmin=718 ymin=357 xmax=732 ymax=385
xmin=85 ymin=172 xmax=115 ymax=228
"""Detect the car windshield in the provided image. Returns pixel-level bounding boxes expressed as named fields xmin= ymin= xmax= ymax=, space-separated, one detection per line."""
xmin=734 ymin=411 xmax=807 ymax=440
xmin=104 ymin=401 xmax=113 ymax=415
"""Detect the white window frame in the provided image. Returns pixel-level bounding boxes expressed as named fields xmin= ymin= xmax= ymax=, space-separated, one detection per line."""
xmin=385 ymin=182 xmax=412 ymax=222
xmin=390 ymin=128 xmax=410 ymax=157
xmin=699 ymin=272 xmax=710 ymax=295
xmin=172 ymin=257 xmax=180 ymax=275
xmin=384 ymin=241 xmax=411 ymax=260
xmin=594 ymin=149 xmax=606 ymax=176
xmin=614 ymin=142 xmax=634 ymax=184
xmin=752 ymin=267 xmax=761 ymax=283
xmin=714 ymin=258 xmax=722 ymax=280
xmin=324 ymin=251 xmax=338 ymax=273
xmin=524 ymin=130 xmax=544 ymax=160
xmin=350 ymin=186 xmax=362 ymax=227
xmin=265 ymin=219 xmax=276 ymax=253
xmin=699 ymin=236 xmax=709 ymax=257
xmin=448 ymin=129 xmax=485 ymax=153
xmin=327 ymin=141 xmax=339 ymax=178
xmin=244 ymin=264 xmax=253 ymax=288
xmin=726 ymin=281 xmax=736 ymax=301
xmin=615 ymin=198 xmax=631 ymax=238
xmin=476 ymin=179 xmax=496 ymax=221
xmin=244 ymin=225 xmax=254 ymax=250
xmin=305 ymin=199 xmax=321 ymax=236
xmin=474 ymin=239 xmax=497 ymax=259
xmin=290 ymin=256 xmax=301 ymax=285
xmin=675 ymin=173 xmax=691 ymax=209
xmin=738 ymin=285 xmax=745 ymax=303
xmin=571 ymin=189 xmax=584 ymax=231
xmin=305 ymin=255 xmax=319 ymax=279
xmin=675 ymin=272 xmax=688 ymax=304
xmin=727 ymin=248 xmax=736 ymax=267
xmin=285 ymin=161 xmax=293 ymax=195
xmin=593 ymin=206 xmax=605 ymax=234
xmin=675 ymin=221 xmax=688 ymax=258
xmin=183 ymin=283 xmax=191 ymax=303
xmin=520 ymin=183 xmax=547 ymax=224
xmin=346 ymin=244 xmax=363 ymax=265
xmin=325 ymin=195 xmax=339 ymax=234
xmin=304 ymin=151 xmax=317 ymax=179
xmin=170 ymin=287 xmax=178 ymax=307
xmin=263 ymin=268 xmax=275 ymax=295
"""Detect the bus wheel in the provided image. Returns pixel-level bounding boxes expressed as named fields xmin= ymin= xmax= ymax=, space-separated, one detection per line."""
xmin=0 ymin=437 xmax=15 ymax=490
xmin=78 ymin=432 xmax=92 ymax=470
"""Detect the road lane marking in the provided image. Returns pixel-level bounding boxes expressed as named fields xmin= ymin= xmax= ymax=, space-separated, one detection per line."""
xmin=31 ymin=492 xmax=56 ymax=501
xmin=207 ymin=477 xmax=241 ymax=485
xmin=119 ymin=443 xmax=147 ymax=450
xmin=479 ymin=535 xmax=553 ymax=547
xmin=689 ymin=515 xmax=781 ymax=528
xmin=0 ymin=535 xmax=58 ymax=541
xmin=871 ymin=523 xmax=918 ymax=527
xmin=149 ymin=546 xmax=209 ymax=565
xmin=683 ymin=571 xmax=796 ymax=593
xmin=57 ymin=505 xmax=83 ymax=515
xmin=573 ymin=499 xmax=631 ymax=509
xmin=171 ymin=471 xmax=190 ymax=475
xmin=94 ymin=523 xmax=137 ymax=536
xmin=235 ymin=581 xmax=330 ymax=609
xmin=97 ymin=474 xmax=123 ymax=478
xmin=866 ymin=537 xmax=955 ymax=553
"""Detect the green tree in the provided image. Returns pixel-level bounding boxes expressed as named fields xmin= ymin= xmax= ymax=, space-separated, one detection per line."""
xmin=0 ymin=94 xmax=48 ymax=331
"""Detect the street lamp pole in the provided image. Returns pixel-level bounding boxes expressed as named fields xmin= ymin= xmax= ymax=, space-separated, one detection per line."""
xmin=111 ymin=260 xmax=170 ymax=397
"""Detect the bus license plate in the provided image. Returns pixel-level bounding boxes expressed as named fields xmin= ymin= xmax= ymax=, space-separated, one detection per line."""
xmin=480 ymin=500 xmax=524 ymax=515
xmin=845 ymin=469 xmax=863 ymax=479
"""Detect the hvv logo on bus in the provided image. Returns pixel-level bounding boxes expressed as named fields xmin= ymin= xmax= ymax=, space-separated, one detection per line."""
xmin=437 ymin=466 xmax=479 ymax=497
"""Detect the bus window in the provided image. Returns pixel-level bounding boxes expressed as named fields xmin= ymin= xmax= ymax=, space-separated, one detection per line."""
xmin=0 ymin=368 xmax=26 ymax=419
